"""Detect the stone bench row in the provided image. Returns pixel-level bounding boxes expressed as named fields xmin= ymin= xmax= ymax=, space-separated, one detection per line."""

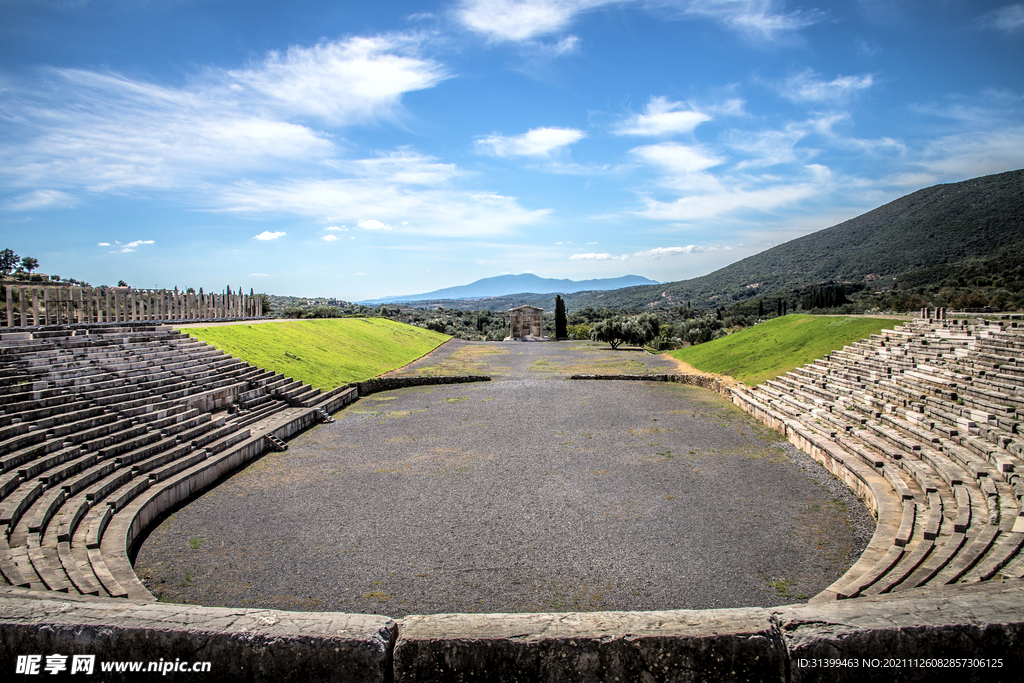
xmin=732 ymin=322 xmax=1024 ymax=601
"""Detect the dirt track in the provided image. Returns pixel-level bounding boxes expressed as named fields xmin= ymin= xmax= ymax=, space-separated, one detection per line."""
xmin=135 ymin=340 xmax=873 ymax=617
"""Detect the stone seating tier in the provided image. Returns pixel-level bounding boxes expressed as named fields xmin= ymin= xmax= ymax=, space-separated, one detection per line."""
xmin=0 ymin=322 xmax=343 ymax=600
xmin=731 ymin=317 xmax=1024 ymax=598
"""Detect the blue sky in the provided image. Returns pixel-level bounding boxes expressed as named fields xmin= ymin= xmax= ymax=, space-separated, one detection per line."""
xmin=2 ymin=0 xmax=1022 ymax=300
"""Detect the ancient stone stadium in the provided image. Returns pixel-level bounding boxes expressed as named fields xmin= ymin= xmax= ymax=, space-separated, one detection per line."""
xmin=1 ymin=290 xmax=1022 ymax=682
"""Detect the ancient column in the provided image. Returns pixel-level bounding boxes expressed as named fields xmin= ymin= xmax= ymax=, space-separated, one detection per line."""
xmin=54 ymin=287 xmax=62 ymax=325
xmin=76 ymin=287 xmax=84 ymax=324
xmin=30 ymin=287 xmax=39 ymax=327
xmin=5 ymin=285 xmax=12 ymax=328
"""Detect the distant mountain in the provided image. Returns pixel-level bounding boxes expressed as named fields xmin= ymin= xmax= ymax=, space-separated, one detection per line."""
xmin=561 ymin=168 xmax=1024 ymax=311
xmin=358 ymin=274 xmax=660 ymax=305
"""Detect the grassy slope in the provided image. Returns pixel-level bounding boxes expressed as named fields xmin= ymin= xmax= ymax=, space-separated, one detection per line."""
xmin=669 ymin=315 xmax=906 ymax=386
xmin=183 ymin=318 xmax=449 ymax=390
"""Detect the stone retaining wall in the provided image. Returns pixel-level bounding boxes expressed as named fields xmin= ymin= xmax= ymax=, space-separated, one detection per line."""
xmin=354 ymin=375 xmax=491 ymax=397
xmin=2 ymin=579 xmax=1021 ymax=682
xmin=569 ymin=372 xmax=735 ymax=399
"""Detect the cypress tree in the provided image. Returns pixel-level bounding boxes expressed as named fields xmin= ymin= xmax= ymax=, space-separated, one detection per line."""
xmin=555 ymin=294 xmax=567 ymax=339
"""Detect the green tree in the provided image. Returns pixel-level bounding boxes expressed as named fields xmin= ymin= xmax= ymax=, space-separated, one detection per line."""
xmin=20 ymin=256 xmax=39 ymax=274
xmin=554 ymin=294 xmax=567 ymax=339
xmin=590 ymin=313 xmax=658 ymax=349
xmin=0 ymin=249 xmax=18 ymax=277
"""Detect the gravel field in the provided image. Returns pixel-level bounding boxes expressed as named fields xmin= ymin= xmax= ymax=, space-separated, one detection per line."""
xmin=134 ymin=340 xmax=873 ymax=617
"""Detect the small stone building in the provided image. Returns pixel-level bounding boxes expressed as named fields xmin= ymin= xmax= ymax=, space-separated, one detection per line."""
xmin=506 ymin=305 xmax=544 ymax=340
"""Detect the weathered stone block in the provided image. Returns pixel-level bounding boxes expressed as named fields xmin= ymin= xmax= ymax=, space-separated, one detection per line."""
xmin=0 ymin=592 xmax=396 ymax=683
xmin=394 ymin=609 xmax=786 ymax=683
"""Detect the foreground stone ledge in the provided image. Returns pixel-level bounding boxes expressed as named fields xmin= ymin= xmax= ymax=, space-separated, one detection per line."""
xmin=0 ymin=590 xmax=396 ymax=683
xmin=777 ymin=579 xmax=1024 ymax=683
xmin=393 ymin=608 xmax=787 ymax=683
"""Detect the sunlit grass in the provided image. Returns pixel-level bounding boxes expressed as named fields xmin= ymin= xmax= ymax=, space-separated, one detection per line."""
xmin=669 ymin=314 xmax=906 ymax=386
xmin=183 ymin=318 xmax=449 ymax=389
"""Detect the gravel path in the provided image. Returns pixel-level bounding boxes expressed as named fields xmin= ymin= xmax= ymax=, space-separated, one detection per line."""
xmin=134 ymin=340 xmax=873 ymax=617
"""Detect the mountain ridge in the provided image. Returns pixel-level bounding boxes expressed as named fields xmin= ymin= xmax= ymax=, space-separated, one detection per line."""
xmin=358 ymin=273 xmax=660 ymax=305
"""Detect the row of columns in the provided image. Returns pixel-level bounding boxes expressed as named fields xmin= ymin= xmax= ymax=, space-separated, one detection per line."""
xmin=3 ymin=286 xmax=263 ymax=328
xmin=921 ymin=307 xmax=948 ymax=320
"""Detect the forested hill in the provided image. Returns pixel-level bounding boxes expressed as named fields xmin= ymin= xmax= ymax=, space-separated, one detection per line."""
xmin=565 ymin=168 xmax=1024 ymax=311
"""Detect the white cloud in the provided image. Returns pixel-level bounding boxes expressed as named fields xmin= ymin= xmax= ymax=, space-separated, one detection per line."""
xmin=322 ymin=234 xmax=340 ymax=241
xmin=914 ymin=126 xmax=1024 ymax=180
xmin=5 ymin=189 xmax=74 ymax=210
xmin=979 ymin=4 xmax=1024 ymax=32
xmin=630 ymin=142 xmax=723 ymax=176
xmin=208 ymin=147 xmax=546 ymax=239
xmin=635 ymin=180 xmax=822 ymax=221
xmin=97 ymin=238 xmax=154 ymax=253
xmin=781 ymin=70 xmax=874 ymax=103
xmin=0 ymin=34 xmax=447 ymax=194
xmin=634 ymin=245 xmax=703 ymax=257
xmin=634 ymin=244 xmax=733 ymax=258
xmin=358 ymin=219 xmax=394 ymax=230
xmin=253 ymin=231 xmax=286 ymax=240
xmin=456 ymin=0 xmax=817 ymax=44
xmin=325 ymin=225 xmax=348 ymax=231
xmin=569 ymin=252 xmax=629 ymax=260
xmin=226 ymin=34 xmax=448 ymax=126
xmin=615 ymin=97 xmax=711 ymax=136
xmin=726 ymin=126 xmax=810 ymax=168
xmin=456 ymin=0 xmax=619 ymax=42
xmin=674 ymin=0 xmax=821 ymax=41
xmin=475 ymin=126 xmax=586 ymax=158
xmin=249 ymin=273 xmax=271 ymax=277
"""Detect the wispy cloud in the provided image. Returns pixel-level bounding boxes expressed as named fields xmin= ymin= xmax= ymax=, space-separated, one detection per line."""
xmin=99 ymin=238 xmax=155 ymax=253
xmin=0 ymin=34 xmax=447 ymax=193
xmin=456 ymin=0 xmax=619 ymax=42
xmin=457 ymin=0 xmax=818 ymax=44
xmin=358 ymin=219 xmax=394 ymax=230
xmin=614 ymin=96 xmax=711 ymax=136
xmin=5 ymin=189 xmax=74 ymax=210
xmin=475 ymin=126 xmax=586 ymax=157
xmin=322 ymin=234 xmax=340 ymax=241
xmin=672 ymin=0 xmax=822 ymax=41
xmin=218 ymin=150 xmax=550 ymax=238
xmin=630 ymin=142 xmax=723 ymax=176
xmin=780 ymin=69 xmax=874 ymax=103
xmin=978 ymin=4 xmax=1024 ymax=33
xmin=634 ymin=244 xmax=733 ymax=258
xmin=253 ymin=231 xmax=286 ymax=241
xmin=570 ymin=252 xmax=629 ymax=260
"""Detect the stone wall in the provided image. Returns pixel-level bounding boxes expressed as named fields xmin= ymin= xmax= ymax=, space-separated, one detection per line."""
xmin=354 ymin=375 xmax=491 ymax=396
xmin=569 ymin=372 xmax=735 ymax=399
xmin=2 ymin=579 xmax=1021 ymax=682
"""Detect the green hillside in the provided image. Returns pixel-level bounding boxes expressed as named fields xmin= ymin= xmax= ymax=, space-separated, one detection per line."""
xmin=182 ymin=318 xmax=449 ymax=389
xmin=569 ymin=169 xmax=1023 ymax=311
xmin=670 ymin=315 xmax=906 ymax=386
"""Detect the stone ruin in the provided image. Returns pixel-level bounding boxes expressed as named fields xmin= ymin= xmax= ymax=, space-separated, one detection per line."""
xmin=505 ymin=304 xmax=544 ymax=340
xmin=0 ymin=311 xmax=1022 ymax=681
xmin=3 ymin=284 xmax=262 ymax=327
